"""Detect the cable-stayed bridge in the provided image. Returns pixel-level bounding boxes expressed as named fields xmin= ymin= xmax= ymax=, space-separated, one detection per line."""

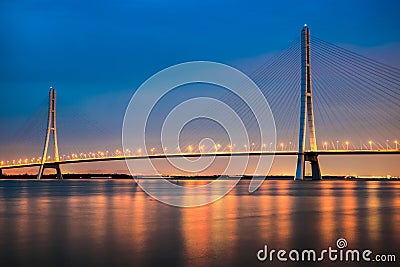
xmin=1 ymin=26 xmax=399 ymax=180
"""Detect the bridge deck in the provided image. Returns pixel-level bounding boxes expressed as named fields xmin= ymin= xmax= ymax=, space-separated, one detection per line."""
xmin=1 ymin=150 xmax=399 ymax=170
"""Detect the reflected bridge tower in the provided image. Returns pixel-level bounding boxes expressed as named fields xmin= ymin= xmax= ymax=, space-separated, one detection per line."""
xmin=295 ymin=25 xmax=321 ymax=180
xmin=37 ymin=87 xmax=63 ymax=179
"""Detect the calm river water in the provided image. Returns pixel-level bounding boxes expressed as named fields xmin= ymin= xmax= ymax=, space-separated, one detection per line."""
xmin=0 ymin=179 xmax=399 ymax=267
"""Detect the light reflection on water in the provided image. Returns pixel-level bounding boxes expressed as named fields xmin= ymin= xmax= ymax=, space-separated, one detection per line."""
xmin=0 ymin=180 xmax=399 ymax=267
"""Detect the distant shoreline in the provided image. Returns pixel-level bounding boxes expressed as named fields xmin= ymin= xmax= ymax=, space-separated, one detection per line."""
xmin=0 ymin=174 xmax=399 ymax=181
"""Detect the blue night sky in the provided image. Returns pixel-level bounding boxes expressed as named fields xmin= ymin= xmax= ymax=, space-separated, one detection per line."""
xmin=1 ymin=0 xmax=399 ymax=175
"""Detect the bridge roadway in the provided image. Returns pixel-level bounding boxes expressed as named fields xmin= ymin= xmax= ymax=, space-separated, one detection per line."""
xmin=1 ymin=150 xmax=399 ymax=170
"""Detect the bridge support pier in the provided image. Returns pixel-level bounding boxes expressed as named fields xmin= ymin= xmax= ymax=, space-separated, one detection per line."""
xmin=305 ymin=152 xmax=321 ymax=180
xmin=38 ymin=163 xmax=63 ymax=180
xmin=295 ymin=152 xmax=321 ymax=180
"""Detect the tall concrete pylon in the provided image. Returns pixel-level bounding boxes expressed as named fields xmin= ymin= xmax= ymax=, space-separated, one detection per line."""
xmin=295 ymin=25 xmax=322 ymax=180
xmin=37 ymin=87 xmax=63 ymax=179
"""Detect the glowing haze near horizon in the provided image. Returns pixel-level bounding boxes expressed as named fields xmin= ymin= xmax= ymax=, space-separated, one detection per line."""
xmin=1 ymin=0 xmax=400 ymax=176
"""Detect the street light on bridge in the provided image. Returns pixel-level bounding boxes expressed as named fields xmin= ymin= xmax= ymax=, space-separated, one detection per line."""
xmin=214 ymin=144 xmax=221 ymax=152
xmin=323 ymin=141 xmax=328 ymax=150
xmin=345 ymin=141 xmax=349 ymax=150
xmin=262 ymin=143 xmax=266 ymax=151
xmin=395 ymin=140 xmax=398 ymax=150
xmin=227 ymin=144 xmax=233 ymax=152
xmin=369 ymin=140 xmax=373 ymax=150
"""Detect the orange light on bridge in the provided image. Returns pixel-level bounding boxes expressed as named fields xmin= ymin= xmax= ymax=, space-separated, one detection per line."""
xmin=199 ymin=145 xmax=205 ymax=153
xmin=280 ymin=143 xmax=284 ymax=151
xmin=115 ymin=149 xmax=122 ymax=156
xmin=345 ymin=141 xmax=349 ymax=150
xmin=214 ymin=144 xmax=221 ymax=151
xmin=368 ymin=140 xmax=373 ymax=150
xmin=394 ymin=140 xmax=399 ymax=150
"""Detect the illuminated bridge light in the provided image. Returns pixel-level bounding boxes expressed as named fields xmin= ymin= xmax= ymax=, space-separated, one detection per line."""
xmin=262 ymin=143 xmax=266 ymax=151
xmin=214 ymin=144 xmax=221 ymax=152
xmin=199 ymin=145 xmax=204 ymax=153
xmin=227 ymin=144 xmax=232 ymax=151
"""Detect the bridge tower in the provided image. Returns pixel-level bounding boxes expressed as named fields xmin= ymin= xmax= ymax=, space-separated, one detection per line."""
xmin=295 ymin=25 xmax=321 ymax=180
xmin=37 ymin=87 xmax=63 ymax=179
